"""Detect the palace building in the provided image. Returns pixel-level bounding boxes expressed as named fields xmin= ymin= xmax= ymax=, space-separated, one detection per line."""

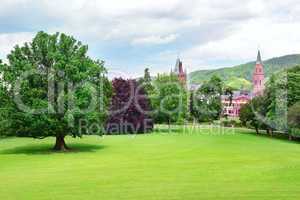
xmin=221 ymin=90 xmax=252 ymax=117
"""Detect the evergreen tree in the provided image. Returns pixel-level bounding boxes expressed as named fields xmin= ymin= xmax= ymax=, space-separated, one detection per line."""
xmin=144 ymin=68 xmax=151 ymax=82
xmin=139 ymin=68 xmax=154 ymax=96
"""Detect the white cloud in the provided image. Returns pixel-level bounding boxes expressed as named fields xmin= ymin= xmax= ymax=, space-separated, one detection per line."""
xmin=0 ymin=32 xmax=34 ymax=61
xmin=0 ymin=0 xmax=299 ymax=75
xmin=182 ymin=19 xmax=300 ymax=70
xmin=131 ymin=34 xmax=178 ymax=45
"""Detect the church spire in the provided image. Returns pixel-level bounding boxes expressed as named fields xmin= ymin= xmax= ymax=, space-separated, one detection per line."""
xmin=174 ymin=57 xmax=187 ymax=86
xmin=256 ymin=50 xmax=262 ymax=64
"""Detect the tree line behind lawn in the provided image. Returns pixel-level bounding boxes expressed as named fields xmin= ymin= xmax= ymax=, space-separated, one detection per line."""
xmin=0 ymin=31 xmax=299 ymax=151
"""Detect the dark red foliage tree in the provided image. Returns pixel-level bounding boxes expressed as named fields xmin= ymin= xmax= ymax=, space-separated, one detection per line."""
xmin=106 ymin=78 xmax=153 ymax=134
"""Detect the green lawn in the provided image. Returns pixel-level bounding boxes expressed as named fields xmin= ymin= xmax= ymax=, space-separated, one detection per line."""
xmin=1 ymin=127 xmax=300 ymax=200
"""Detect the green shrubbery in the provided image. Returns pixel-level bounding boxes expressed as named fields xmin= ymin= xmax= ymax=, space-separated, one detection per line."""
xmin=221 ymin=119 xmax=242 ymax=128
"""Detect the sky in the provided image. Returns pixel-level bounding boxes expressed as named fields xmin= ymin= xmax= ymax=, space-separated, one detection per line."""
xmin=0 ymin=0 xmax=300 ymax=78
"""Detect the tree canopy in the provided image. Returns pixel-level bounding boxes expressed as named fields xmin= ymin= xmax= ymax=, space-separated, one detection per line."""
xmin=240 ymin=65 xmax=300 ymax=139
xmin=106 ymin=78 xmax=153 ymax=134
xmin=191 ymin=75 xmax=223 ymax=122
xmin=151 ymin=73 xmax=188 ymax=124
xmin=0 ymin=31 xmax=112 ymax=150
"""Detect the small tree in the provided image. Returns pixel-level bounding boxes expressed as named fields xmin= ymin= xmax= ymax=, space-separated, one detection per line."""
xmin=0 ymin=32 xmax=112 ymax=151
xmin=288 ymin=102 xmax=300 ymax=140
xmin=143 ymin=68 xmax=152 ymax=83
xmin=139 ymin=68 xmax=155 ymax=106
xmin=189 ymin=92 xmax=196 ymax=121
xmin=224 ymin=86 xmax=234 ymax=106
xmin=191 ymin=75 xmax=223 ymax=122
xmin=106 ymin=78 xmax=153 ymax=134
xmin=240 ymin=96 xmax=267 ymax=134
xmin=240 ymin=102 xmax=258 ymax=133
xmin=151 ymin=73 xmax=188 ymax=125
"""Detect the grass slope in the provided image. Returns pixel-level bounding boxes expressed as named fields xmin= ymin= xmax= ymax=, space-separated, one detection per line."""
xmin=225 ymin=77 xmax=252 ymax=90
xmin=189 ymin=54 xmax=300 ymax=85
xmin=1 ymin=127 xmax=300 ymax=200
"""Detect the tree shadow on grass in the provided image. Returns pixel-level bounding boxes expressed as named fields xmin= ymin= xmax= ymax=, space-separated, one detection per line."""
xmin=0 ymin=143 xmax=106 ymax=155
xmin=241 ymin=129 xmax=300 ymax=144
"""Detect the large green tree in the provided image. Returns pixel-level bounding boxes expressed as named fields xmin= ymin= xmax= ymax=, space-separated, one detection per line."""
xmin=287 ymin=65 xmax=300 ymax=107
xmin=0 ymin=31 xmax=112 ymax=150
xmin=264 ymin=66 xmax=300 ymax=136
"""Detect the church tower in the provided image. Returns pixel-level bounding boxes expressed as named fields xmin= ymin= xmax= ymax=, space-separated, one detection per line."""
xmin=253 ymin=50 xmax=265 ymax=96
xmin=174 ymin=58 xmax=187 ymax=86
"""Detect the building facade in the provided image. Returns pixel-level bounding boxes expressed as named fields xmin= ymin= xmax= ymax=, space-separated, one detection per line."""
xmin=222 ymin=91 xmax=252 ymax=117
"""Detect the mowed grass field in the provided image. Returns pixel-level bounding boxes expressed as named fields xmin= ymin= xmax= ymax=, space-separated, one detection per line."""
xmin=0 ymin=127 xmax=300 ymax=200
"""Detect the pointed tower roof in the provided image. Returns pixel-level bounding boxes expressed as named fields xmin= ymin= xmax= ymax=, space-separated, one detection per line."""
xmin=256 ymin=50 xmax=262 ymax=64
xmin=178 ymin=61 xmax=184 ymax=74
xmin=174 ymin=58 xmax=180 ymax=73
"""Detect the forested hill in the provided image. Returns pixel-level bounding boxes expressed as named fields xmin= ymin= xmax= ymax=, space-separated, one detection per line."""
xmin=188 ymin=54 xmax=300 ymax=89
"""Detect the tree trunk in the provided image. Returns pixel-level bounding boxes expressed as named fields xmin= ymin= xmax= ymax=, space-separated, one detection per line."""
xmin=53 ymin=135 xmax=69 ymax=151
xmin=269 ymin=129 xmax=273 ymax=137
xmin=289 ymin=135 xmax=293 ymax=141
xmin=255 ymin=127 xmax=259 ymax=134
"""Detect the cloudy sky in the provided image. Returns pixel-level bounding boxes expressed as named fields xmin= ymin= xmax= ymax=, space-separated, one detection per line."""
xmin=0 ymin=0 xmax=299 ymax=77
